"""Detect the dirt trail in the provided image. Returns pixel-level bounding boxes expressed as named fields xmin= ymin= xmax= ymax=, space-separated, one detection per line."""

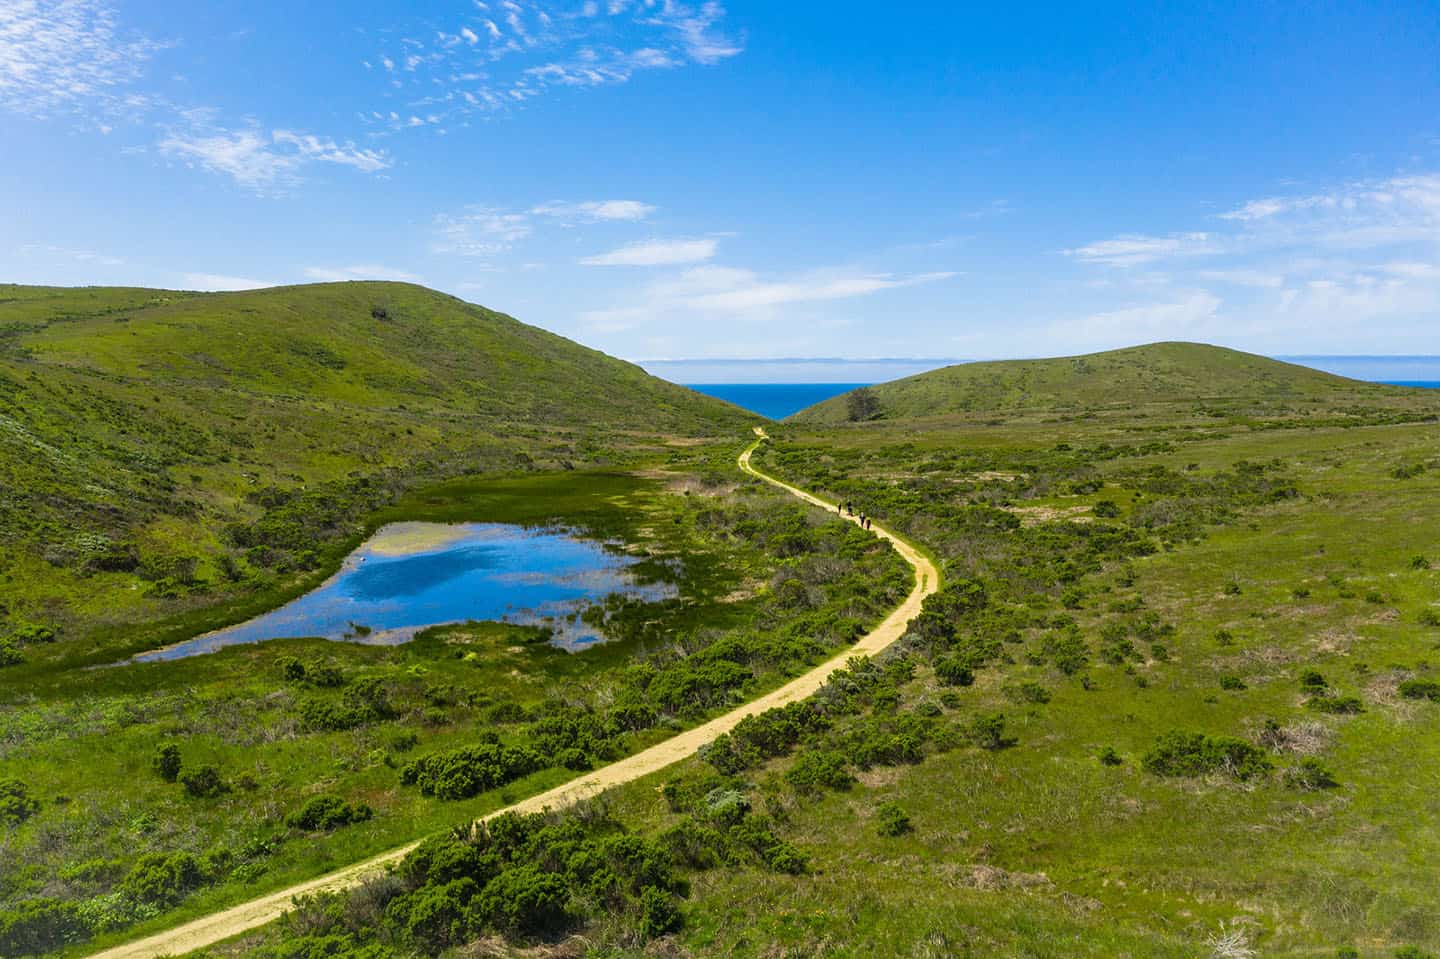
xmin=88 ymin=428 xmax=939 ymax=959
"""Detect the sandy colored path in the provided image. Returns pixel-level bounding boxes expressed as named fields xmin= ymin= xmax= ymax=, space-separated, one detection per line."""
xmin=88 ymin=429 xmax=938 ymax=959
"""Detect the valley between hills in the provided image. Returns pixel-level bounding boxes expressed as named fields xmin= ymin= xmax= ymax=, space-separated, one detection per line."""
xmin=3 ymin=283 xmax=1439 ymax=958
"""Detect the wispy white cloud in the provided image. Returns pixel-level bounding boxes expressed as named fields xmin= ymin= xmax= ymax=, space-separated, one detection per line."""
xmin=581 ymin=237 xmax=716 ymax=266
xmin=532 ymin=199 xmax=655 ymax=221
xmin=1065 ymin=232 xmax=1216 ymax=267
xmin=579 ymin=265 xmax=957 ymax=333
xmin=158 ymin=122 xmax=390 ymax=190
xmin=431 ymin=198 xmax=657 ymax=260
xmin=304 ymin=265 xmax=420 ymax=282
xmin=181 ymin=272 xmax=276 ymax=291
xmin=432 ymin=208 xmax=535 ymax=256
xmin=0 ymin=0 xmax=159 ymax=119
xmin=1057 ymin=172 xmax=1440 ymax=351
xmin=365 ymin=1 xmax=742 ymax=129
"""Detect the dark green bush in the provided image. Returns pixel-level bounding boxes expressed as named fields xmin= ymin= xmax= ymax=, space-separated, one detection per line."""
xmin=934 ymin=656 xmax=974 ymax=687
xmin=1218 ymin=675 xmax=1246 ymax=691
xmin=1141 ymin=730 xmax=1272 ymax=781
xmin=152 ymin=743 xmax=182 ymax=782
xmin=400 ymin=738 xmax=543 ymax=800
xmin=1098 ymin=746 xmax=1123 ymax=766
xmin=1299 ymin=669 xmax=1329 ymax=692
xmin=875 ymin=802 xmax=912 ymax=836
xmin=179 ymin=764 xmax=227 ymax=799
xmin=784 ymin=751 xmax=854 ymax=794
xmin=967 ymin=713 xmax=1012 ymax=750
xmin=118 ymin=851 xmax=210 ymax=907
xmin=1419 ymin=609 xmax=1440 ymax=628
xmin=637 ymin=884 xmax=682 ymax=938
xmin=286 ymin=795 xmax=374 ymax=832
xmin=0 ymin=899 xmax=87 ymax=956
xmin=1399 ymin=679 xmax=1440 ymax=702
xmin=0 ymin=779 xmax=40 ymax=825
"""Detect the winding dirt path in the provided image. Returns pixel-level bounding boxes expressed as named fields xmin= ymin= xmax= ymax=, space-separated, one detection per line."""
xmin=88 ymin=429 xmax=939 ymax=959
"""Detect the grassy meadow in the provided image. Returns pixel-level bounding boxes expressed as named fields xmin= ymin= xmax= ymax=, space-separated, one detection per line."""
xmin=5 ymin=293 xmax=1439 ymax=959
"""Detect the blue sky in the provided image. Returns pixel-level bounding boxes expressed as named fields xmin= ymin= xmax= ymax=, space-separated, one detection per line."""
xmin=3 ymin=1 xmax=1439 ymax=380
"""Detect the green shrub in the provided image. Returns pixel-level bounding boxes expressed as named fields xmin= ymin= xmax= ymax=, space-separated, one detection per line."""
xmin=784 ymin=751 xmax=854 ymax=794
xmin=1218 ymin=675 xmax=1247 ymax=691
xmin=0 ymin=899 xmax=87 ymax=956
xmin=152 ymin=743 xmax=182 ymax=783
xmin=286 ymin=795 xmax=374 ymax=832
xmin=967 ymin=713 xmax=1012 ymax=750
xmin=1092 ymin=500 xmax=1121 ymax=518
xmin=179 ymin=764 xmax=227 ymax=799
xmin=933 ymin=655 xmax=974 ymax=687
xmin=1141 ymin=730 xmax=1272 ymax=781
xmin=474 ymin=865 xmax=570 ymax=934
xmin=118 ymin=851 xmax=210 ymax=907
xmin=1098 ymin=746 xmax=1123 ymax=766
xmin=400 ymin=738 xmax=544 ymax=800
xmin=1398 ymin=679 xmax=1440 ymax=702
xmin=0 ymin=779 xmax=40 ymax=825
xmin=0 ymin=640 xmax=23 ymax=668
xmin=875 ymin=802 xmax=912 ymax=836
xmin=637 ymin=884 xmax=682 ymax=939
xmin=1299 ymin=669 xmax=1329 ymax=692
xmin=1005 ymin=681 xmax=1051 ymax=705
xmin=1396 ymin=947 xmax=1437 ymax=959
xmin=1420 ymin=609 xmax=1440 ymax=628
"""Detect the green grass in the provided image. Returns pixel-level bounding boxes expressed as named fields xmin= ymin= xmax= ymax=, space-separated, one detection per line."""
xmin=589 ymin=407 xmax=1439 ymax=958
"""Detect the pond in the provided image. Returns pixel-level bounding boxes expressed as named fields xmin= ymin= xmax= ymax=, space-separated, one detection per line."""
xmin=132 ymin=522 xmax=678 ymax=662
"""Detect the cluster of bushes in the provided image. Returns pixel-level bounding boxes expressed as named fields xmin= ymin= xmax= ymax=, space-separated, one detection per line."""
xmin=300 ymin=677 xmax=396 ymax=731
xmin=1141 ymin=730 xmax=1272 ymax=781
xmin=659 ymin=773 xmax=807 ymax=875
xmin=226 ymin=474 xmax=405 ymax=572
xmin=400 ymin=734 xmax=544 ymax=800
xmin=287 ymin=795 xmax=375 ymax=832
xmin=1299 ymin=671 xmax=1364 ymax=714
xmin=1399 ymin=678 xmax=1440 ymax=702
xmin=265 ymin=810 xmax=685 ymax=956
xmin=0 ymin=779 xmax=39 ymax=826
xmin=0 ymin=846 xmax=245 ymax=955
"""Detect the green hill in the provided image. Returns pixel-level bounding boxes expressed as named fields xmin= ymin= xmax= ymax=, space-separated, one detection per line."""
xmin=0 ymin=281 xmax=751 ymax=656
xmin=790 ymin=342 xmax=1409 ymax=423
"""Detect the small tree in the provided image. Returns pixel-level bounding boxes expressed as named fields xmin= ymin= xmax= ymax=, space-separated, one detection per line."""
xmin=875 ymin=802 xmax=912 ymax=836
xmin=846 ymin=387 xmax=880 ymax=422
xmin=968 ymin=713 xmax=1011 ymax=750
xmin=153 ymin=744 xmax=182 ymax=783
xmin=179 ymin=764 xmax=227 ymax=799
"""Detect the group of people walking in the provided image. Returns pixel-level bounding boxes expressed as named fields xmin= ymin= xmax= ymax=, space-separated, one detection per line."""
xmin=839 ymin=500 xmax=873 ymax=530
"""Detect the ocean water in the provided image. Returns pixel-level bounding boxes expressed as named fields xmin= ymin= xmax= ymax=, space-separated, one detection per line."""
xmin=686 ymin=383 xmax=870 ymax=420
xmin=1383 ymin=381 xmax=1440 ymax=389
xmin=134 ymin=522 xmax=676 ymax=661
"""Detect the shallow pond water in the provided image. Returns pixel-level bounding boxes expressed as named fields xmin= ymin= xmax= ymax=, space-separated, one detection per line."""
xmin=133 ymin=522 xmax=677 ymax=662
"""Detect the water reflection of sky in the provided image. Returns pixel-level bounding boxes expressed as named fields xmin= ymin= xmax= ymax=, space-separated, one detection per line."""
xmin=133 ymin=523 xmax=677 ymax=662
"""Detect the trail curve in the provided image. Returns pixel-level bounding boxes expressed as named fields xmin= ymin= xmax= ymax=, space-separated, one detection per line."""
xmin=87 ymin=428 xmax=939 ymax=959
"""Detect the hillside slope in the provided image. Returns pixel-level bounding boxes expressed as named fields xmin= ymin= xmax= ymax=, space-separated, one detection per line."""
xmin=790 ymin=342 xmax=1411 ymax=423
xmin=0 ymin=282 xmax=751 ymax=658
